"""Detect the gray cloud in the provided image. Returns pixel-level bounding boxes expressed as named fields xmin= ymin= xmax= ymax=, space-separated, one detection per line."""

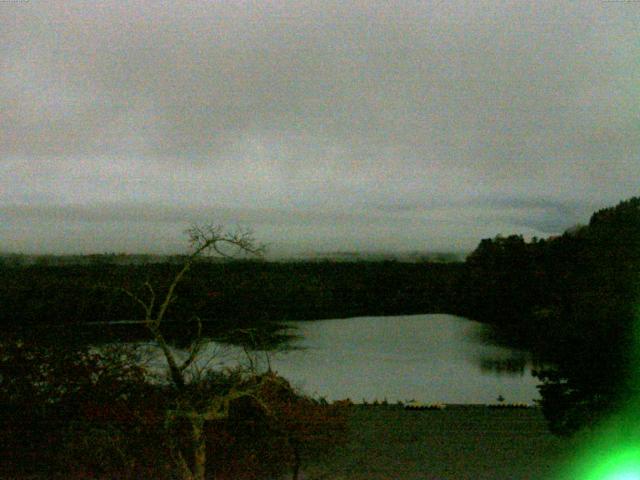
xmin=0 ymin=198 xmax=591 ymax=256
xmin=1 ymin=1 xmax=638 ymax=254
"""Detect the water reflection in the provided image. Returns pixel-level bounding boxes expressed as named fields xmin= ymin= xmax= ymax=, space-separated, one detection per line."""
xmin=199 ymin=314 xmax=541 ymax=404
xmin=479 ymin=356 xmax=527 ymax=376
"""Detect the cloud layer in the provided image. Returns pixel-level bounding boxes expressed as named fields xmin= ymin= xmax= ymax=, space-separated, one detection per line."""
xmin=1 ymin=1 xmax=638 ymax=254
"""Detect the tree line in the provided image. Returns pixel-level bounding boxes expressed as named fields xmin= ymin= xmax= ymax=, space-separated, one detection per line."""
xmin=0 ymin=257 xmax=466 ymax=345
xmin=461 ymin=197 xmax=640 ymax=435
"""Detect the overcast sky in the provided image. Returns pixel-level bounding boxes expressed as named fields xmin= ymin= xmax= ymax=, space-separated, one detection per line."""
xmin=1 ymin=1 xmax=638 ymax=256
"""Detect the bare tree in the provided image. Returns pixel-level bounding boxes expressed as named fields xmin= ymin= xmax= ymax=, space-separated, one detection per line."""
xmin=121 ymin=225 xmax=269 ymax=480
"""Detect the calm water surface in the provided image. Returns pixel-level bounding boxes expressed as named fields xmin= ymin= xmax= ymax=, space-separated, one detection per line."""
xmin=205 ymin=314 xmax=541 ymax=405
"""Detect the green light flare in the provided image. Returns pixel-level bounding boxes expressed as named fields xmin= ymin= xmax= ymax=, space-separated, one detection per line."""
xmin=605 ymin=473 xmax=640 ymax=480
xmin=555 ymin=303 xmax=640 ymax=479
xmin=556 ymin=429 xmax=640 ymax=480
xmin=604 ymin=474 xmax=640 ymax=480
xmin=553 ymin=400 xmax=640 ymax=479
xmin=584 ymin=448 xmax=640 ymax=480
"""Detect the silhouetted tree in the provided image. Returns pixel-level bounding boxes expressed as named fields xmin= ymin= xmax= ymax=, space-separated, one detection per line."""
xmin=120 ymin=225 xmax=267 ymax=479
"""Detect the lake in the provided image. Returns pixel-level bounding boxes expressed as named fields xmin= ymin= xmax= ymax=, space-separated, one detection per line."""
xmin=200 ymin=314 xmax=541 ymax=405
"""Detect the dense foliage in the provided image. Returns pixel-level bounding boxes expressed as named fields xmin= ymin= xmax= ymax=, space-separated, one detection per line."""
xmin=0 ymin=340 xmax=170 ymax=478
xmin=0 ymin=339 xmax=348 ymax=479
xmin=462 ymin=197 xmax=640 ymax=434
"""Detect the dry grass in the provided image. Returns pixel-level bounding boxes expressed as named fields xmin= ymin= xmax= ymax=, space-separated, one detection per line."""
xmin=299 ymin=405 xmax=578 ymax=480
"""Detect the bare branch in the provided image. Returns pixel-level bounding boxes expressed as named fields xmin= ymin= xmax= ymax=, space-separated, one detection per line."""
xmin=101 ymin=224 xmax=266 ymax=480
xmin=185 ymin=224 xmax=265 ymax=260
xmin=191 ymin=346 xmax=227 ymax=379
xmin=119 ymin=287 xmax=152 ymax=320
xmin=180 ymin=316 xmax=204 ymax=372
xmin=143 ymin=280 xmax=156 ymax=317
xmin=137 ymin=224 xmax=264 ymax=391
xmin=146 ymin=323 xmax=186 ymax=389
xmin=153 ymin=261 xmax=192 ymax=328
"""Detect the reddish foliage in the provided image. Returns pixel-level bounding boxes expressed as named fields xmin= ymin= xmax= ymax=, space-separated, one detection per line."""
xmin=205 ymin=372 xmax=349 ymax=479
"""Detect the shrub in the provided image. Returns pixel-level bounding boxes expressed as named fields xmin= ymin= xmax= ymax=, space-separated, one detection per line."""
xmin=0 ymin=338 xmax=348 ymax=479
xmin=204 ymin=371 xmax=349 ymax=479
xmin=0 ymin=338 xmax=159 ymax=477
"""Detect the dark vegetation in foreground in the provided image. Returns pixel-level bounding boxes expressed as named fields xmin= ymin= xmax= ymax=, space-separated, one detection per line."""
xmin=1 ymin=196 xmax=640 ymax=476
xmin=0 ymin=340 xmax=348 ymax=479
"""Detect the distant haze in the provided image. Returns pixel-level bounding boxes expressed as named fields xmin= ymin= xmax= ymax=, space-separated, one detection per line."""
xmin=1 ymin=1 xmax=638 ymax=256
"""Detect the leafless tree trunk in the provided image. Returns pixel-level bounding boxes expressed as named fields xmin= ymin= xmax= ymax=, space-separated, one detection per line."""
xmin=121 ymin=225 xmax=264 ymax=480
xmin=291 ymin=439 xmax=301 ymax=480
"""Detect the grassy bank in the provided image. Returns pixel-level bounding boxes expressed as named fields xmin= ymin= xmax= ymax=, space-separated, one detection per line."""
xmin=301 ymin=405 xmax=577 ymax=480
